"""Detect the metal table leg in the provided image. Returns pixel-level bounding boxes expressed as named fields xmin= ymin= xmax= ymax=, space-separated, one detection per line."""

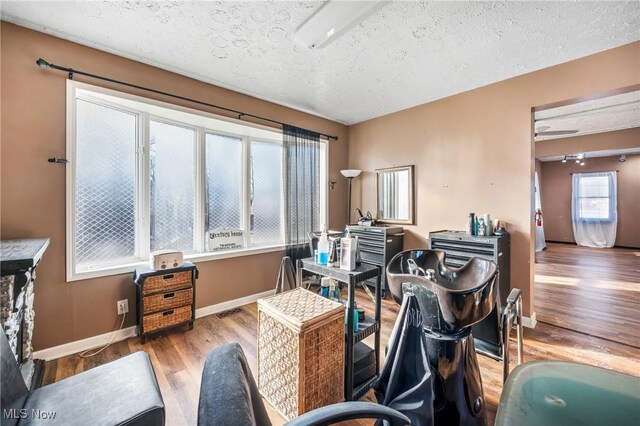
xmin=345 ymin=278 xmax=355 ymax=400
xmin=375 ymin=274 xmax=381 ymax=375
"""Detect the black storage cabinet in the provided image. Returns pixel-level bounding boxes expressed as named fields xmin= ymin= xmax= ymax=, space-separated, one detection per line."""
xmin=346 ymin=225 xmax=404 ymax=296
xmin=428 ymin=230 xmax=510 ymax=300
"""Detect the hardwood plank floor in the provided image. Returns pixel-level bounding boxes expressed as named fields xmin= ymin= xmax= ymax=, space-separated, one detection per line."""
xmin=535 ymin=242 xmax=640 ymax=348
xmin=43 ymin=287 xmax=640 ymax=426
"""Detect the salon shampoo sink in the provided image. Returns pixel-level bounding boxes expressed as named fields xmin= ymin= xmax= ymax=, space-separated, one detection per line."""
xmin=386 ymin=249 xmax=499 ymax=426
xmin=387 ymin=249 xmax=497 ymax=334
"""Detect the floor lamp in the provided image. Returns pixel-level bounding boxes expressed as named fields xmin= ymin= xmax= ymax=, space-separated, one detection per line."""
xmin=340 ymin=169 xmax=362 ymax=225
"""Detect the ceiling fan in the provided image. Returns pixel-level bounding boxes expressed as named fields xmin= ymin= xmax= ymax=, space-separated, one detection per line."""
xmin=535 ymin=125 xmax=579 ymax=137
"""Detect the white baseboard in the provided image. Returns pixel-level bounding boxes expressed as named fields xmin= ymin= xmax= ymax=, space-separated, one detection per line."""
xmin=195 ymin=289 xmax=274 ymax=319
xmin=33 ymin=325 xmax=138 ymax=361
xmin=523 ymin=311 xmax=537 ymax=329
xmin=33 ymin=289 xmax=276 ymax=361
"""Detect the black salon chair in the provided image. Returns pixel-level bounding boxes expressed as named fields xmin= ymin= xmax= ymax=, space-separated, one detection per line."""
xmin=385 ymin=249 xmax=524 ymax=384
xmin=473 ymin=286 xmax=524 ymax=383
xmin=198 ymin=343 xmax=409 ymax=426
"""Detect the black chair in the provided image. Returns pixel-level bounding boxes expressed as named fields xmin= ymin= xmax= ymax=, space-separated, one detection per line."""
xmin=0 ymin=331 xmax=165 ymax=426
xmin=198 ymin=343 xmax=410 ymax=426
xmin=472 ymin=283 xmax=524 ymax=383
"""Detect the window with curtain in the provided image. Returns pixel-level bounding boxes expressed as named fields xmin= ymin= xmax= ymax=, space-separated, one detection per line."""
xmin=283 ymin=125 xmax=325 ymax=264
xmin=67 ymin=82 xmax=327 ymax=280
xmin=571 ymin=171 xmax=617 ymax=248
xmin=575 ymin=174 xmax=615 ymax=221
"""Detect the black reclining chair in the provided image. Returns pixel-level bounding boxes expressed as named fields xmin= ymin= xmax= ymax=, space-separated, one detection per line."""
xmin=0 ymin=331 xmax=165 ymax=426
xmin=198 ymin=343 xmax=409 ymax=426
xmin=472 ymin=285 xmax=524 ymax=382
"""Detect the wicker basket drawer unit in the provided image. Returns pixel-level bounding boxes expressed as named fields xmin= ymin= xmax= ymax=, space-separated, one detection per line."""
xmin=257 ymin=288 xmax=345 ymax=421
xmin=133 ymin=261 xmax=198 ymax=343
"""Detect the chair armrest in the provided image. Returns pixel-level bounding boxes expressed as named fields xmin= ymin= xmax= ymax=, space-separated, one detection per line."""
xmin=506 ymin=288 xmax=522 ymax=305
xmin=285 ymin=402 xmax=410 ymax=426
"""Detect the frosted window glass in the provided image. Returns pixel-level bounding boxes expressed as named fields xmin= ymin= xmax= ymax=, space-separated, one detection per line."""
xmin=205 ymin=134 xmax=243 ymax=233
xmin=75 ymin=100 xmax=137 ymax=267
xmin=149 ymin=121 xmax=196 ymax=252
xmin=251 ymin=140 xmax=283 ymax=245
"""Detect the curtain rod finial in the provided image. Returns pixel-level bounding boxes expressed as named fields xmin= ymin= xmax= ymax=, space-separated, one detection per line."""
xmin=36 ymin=58 xmax=50 ymax=69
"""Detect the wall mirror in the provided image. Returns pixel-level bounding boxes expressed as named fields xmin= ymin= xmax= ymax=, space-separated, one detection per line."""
xmin=376 ymin=165 xmax=415 ymax=225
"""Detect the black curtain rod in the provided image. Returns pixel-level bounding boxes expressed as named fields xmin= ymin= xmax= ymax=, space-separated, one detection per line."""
xmin=36 ymin=58 xmax=338 ymax=141
xmin=570 ymin=170 xmax=619 ymax=174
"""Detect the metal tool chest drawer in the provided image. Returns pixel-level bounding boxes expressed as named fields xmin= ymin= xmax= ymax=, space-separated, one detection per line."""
xmin=346 ymin=225 xmax=404 ymax=296
xmin=428 ymin=230 xmax=510 ymax=300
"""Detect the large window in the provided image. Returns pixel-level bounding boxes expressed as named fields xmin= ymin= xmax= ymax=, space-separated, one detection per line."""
xmin=575 ymin=173 xmax=615 ymax=221
xmin=67 ymin=82 xmax=326 ymax=280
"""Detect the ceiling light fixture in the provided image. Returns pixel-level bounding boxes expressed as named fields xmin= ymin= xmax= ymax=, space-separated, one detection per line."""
xmin=562 ymin=153 xmax=589 ymax=164
xmin=619 ymin=154 xmax=627 ymax=162
xmin=294 ymin=1 xmax=389 ymax=49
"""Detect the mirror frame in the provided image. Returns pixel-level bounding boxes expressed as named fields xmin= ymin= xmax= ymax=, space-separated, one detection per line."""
xmin=376 ymin=165 xmax=415 ymax=225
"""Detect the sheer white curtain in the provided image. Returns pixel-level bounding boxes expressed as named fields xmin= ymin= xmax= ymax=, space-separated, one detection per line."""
xmin=534 ymin=172 xmax=546 ymax=252
xmin=571 ymin=171 xmax=617 ymax=248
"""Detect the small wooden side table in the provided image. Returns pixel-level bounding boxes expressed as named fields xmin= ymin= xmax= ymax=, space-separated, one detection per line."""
xmin=134 ymin=261 xmax=198 ymax=343
xmin=257 ymin=288 xmax=345 ymax=421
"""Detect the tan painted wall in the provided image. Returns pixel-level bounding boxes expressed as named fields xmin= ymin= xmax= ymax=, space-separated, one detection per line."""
xmin=536 ymin=128 xmax=640 ymax=159
xmin=0 ymin=23 xmax=349 ymax=350
xmin=348 ymin=41 xmax=640 ymax=316
xmin=539 ymin=154 xmax=640 ymax=248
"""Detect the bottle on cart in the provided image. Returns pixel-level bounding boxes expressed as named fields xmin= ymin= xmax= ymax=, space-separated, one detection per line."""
xmin=320 ymin=277 xmax=330 ymax=298
xmin=318 ymin=227 xmax=329 ymax=265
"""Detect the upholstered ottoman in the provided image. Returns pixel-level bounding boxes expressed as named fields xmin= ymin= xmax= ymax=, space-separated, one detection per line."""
xmin=1 ymin=331 xmax=165 ymax=426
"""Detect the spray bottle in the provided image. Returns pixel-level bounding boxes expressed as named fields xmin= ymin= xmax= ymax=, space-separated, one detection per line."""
xmin=318 ymin=227 xmax=329 ymax=265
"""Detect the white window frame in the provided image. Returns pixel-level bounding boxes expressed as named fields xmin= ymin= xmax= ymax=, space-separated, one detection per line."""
xmin=66 ymin=81 xmax=328 ymax=281
xmin=575 ymin=173 xmax=615 ymax=222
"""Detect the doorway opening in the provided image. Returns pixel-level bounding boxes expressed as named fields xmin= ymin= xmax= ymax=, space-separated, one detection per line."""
xmin=532 ymin=88 xmax=640 ymax=348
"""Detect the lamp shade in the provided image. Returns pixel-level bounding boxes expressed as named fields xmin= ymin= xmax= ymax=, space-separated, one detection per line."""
xmin=340 ymin=169 xmax=362 ymax=178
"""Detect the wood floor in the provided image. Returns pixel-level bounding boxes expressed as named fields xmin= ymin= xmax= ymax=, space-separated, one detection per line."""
xmin=535 ymin=242 xmax=640 ymax=348
xmin=43 ymin=286 xmax=640 ymax=426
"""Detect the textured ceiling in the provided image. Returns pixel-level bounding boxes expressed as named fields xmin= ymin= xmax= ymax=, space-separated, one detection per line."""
xmin=2 ymin=1 xmax=639 ymax=125
xmin=535 ymin=91 xmax=640 ymax=141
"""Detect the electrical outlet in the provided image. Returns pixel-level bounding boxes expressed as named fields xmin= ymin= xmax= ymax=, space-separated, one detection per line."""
xmin=117 ymin=299 xmax=129 ymax=315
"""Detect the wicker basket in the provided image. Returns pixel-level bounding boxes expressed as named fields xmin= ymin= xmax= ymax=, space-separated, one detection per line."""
xmin=143 ymin=305 xmax=192 ymax=333
xmin=142 ymin=271 xmax=192 ymax=295
xmin=143 ymin=288 xmax=193 ymax=315
xmin=257 ymin=288 xmax=345 ymax=421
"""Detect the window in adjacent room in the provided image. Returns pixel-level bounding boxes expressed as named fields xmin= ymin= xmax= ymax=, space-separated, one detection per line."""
xmin=574 ymin=173 xmax=615 ymax=221
xmin=66 ymin=81 xmax=327 ymax=280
